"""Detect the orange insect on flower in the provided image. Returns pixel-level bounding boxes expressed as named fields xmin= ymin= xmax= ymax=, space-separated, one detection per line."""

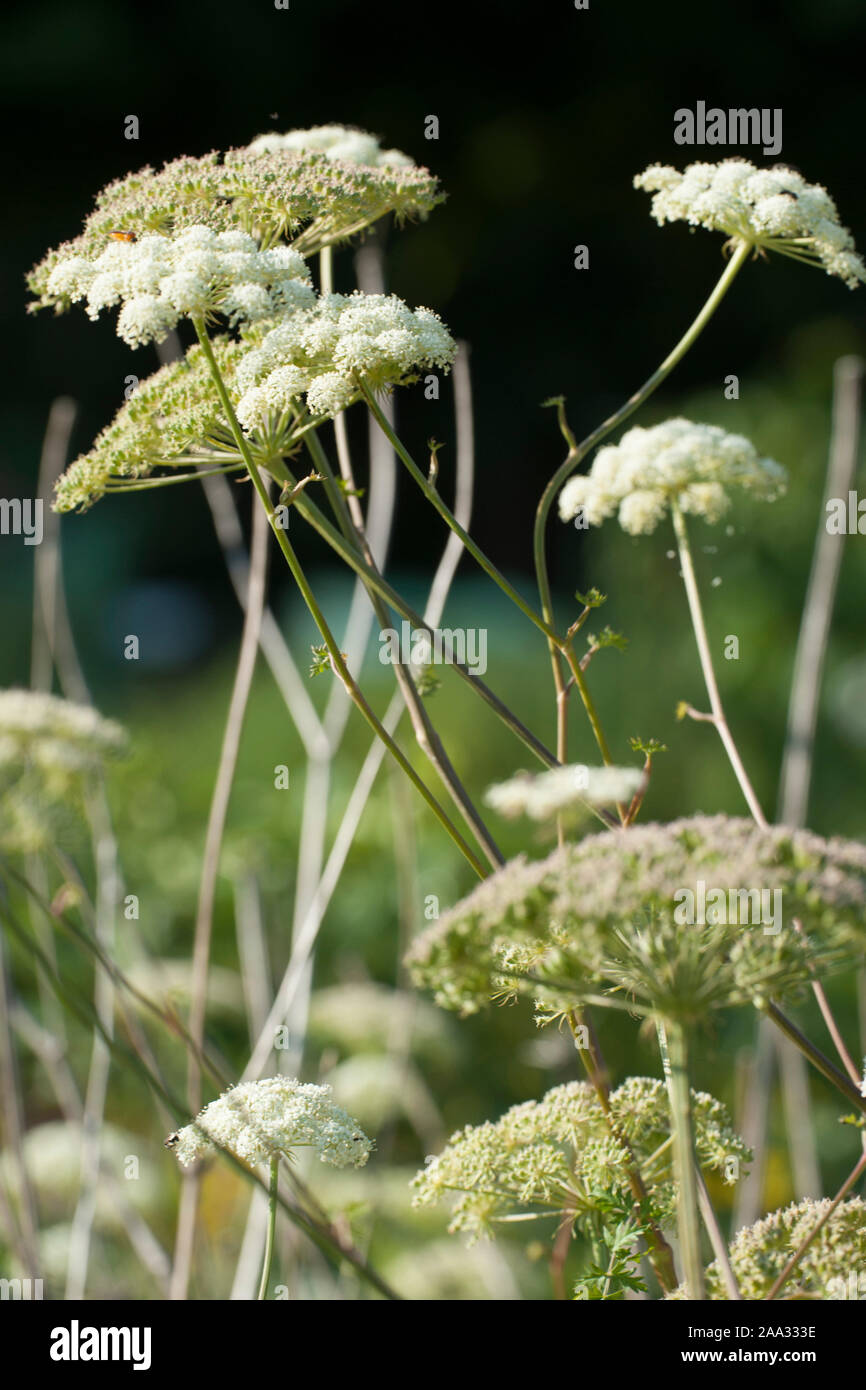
xmin=109 ymin=230 xmax=137 ymax=243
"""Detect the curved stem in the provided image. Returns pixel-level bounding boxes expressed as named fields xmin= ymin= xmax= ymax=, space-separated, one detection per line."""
xmin=257 ymin=1155 xmax=280 ymax=1300
xmin=193 ymin=319 xmax=488 ymax=879
xmin=534 ymin=239 xmax=752 ymax=752
xmin=671 ymin=499 xmax=768 ymax=825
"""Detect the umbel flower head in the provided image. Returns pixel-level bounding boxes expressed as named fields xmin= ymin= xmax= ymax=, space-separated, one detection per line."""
xmin=0 ymin=689 xmax=126 ymax=853
xmin=234 ymin=292 xmax=456 ymax=425
xmin=406 ymin=815 xmax=865 ymax=1021
xmin=246 ymin=123 xmax=414 ymax=169
xmin=558 ymin=419 xmax=787 ymax=536
xmin=668 ymin=1198 xmax=866 ymax=1300
xmin=413 ymin=1077 xmax=749 ymax=1244
xmin=37 ymin=224 xmax=314 ymax=347
xmin=28 ymin=138 xmax=442 ymax=307
xmin=167 ymin=1076 xmax=372 ymax=1169
xmin=634 ymin=160 xmax=866 ymax=289
xmin=484 ymin=763 xmax=643 ymax=821
xmin=51 ymin=334 xmax=300 ymax=513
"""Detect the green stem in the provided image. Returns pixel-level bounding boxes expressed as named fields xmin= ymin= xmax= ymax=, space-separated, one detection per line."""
xmin=671 ymin=499 xmax=768 ymax=825
xmin=193 ymin=319 xmax=488 ymax=879
xmin=569 ymin=1011 xmax=679 ymax=1293
xmin=257 ymin=1155 xmax=280 ymax=1300
xmin=304 ymin=428 xmax=504 ymax=870
xmin=561 ymin=642 xmax=616 ymax=769
xmin=361 ymin=383 xmax=560 ymax=643
xmin=104 ymin=462 xmax=245 ymax=492
xmin=533 ymin=239 xmax=752 ymax=752
xmin=762 ymin=1002 xmax=866 ymax=1114
xmin=658 ymin=1020 xmax=705 ymax=1299
xmin=289 ymin=482 xmax=563 ymax=773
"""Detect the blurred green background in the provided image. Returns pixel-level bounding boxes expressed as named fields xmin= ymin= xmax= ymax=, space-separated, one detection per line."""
xmin=1 ymin=0 xmax=865 ymax=1298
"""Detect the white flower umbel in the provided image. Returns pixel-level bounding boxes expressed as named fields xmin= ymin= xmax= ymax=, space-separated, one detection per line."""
xmin=558 ymin=418 xmax=786 ymax=535
xmin=246 ymin=123 xmax=413 ymax=169
xmin=485 ymin=764 xmax=643 ymax=820
xmin=0 ymin=689 xmax=126 ymax=853
xmin=235 ymin=292 xmax=455 ymax=427
xmin=44 ymin=225 xmax=314 ymax=347
xmin=0 ymin=689 xmax=126 ymax=762
xmin=634 ymin=160 xmax=866 ymax=289
xmin=667 ymin=1197 xmax=866 ymax=1300
xmin=168 ymin=1076 xmax=372 ymax=1169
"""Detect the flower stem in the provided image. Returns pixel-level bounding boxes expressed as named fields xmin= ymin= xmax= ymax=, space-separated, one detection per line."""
xmin=671 ymin=499 xmax=768 ymax=825
xmin=257 ymin=1155 xmax=280 ymax=1300
xmin=761 ymin=1002 xmax=866 ymax=1114
xmin=561 ymin=642 xmax=618 ymax=771
xmin=304 ymin=426 xmax=504 ymax=870
xmin=193 ymin=319 xmax=489 ymax=879
xmin=569 ymin=1011 xmax=679 ymax=1293
xmin=658 ymin=1019 xmax=705 ymax=1299
xmin=278 ymin=472 xmax=564 ymax=773
xmin=534 ymin=240 xmax=751 ymax=762
xmin=360 ymin=383 xmax=560 ymax=643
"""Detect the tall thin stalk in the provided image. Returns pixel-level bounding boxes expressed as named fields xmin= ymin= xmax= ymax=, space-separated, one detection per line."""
xmin=257 ymin=1156 xmax=280 ymax=1300
xmin=671 ymin=498 xmax=768 ymax=824
xmin=534 ymin=241 xmax=752 ymax=760
xmin=193 ymin=317 xmax=489 ymax=879
xmin=658 ymin=1020 xmax=705 ymax=1299
xmin=170 ymin=490 xmax=271 ymax=1302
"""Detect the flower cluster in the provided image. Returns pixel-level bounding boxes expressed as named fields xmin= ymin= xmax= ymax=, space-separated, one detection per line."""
xmin=484 ymin=764 xmax=643 ymax=821
xmin=412 ymin=1077 xmax=749 ymax=1244
xmin=406 ymin=815 xmax=866 ymax=1019
xmin=634 ymin=160 xmax=866 ymax=289
xmin=668 ymin=1198 xmax=866 ymax=1300
xmin=246 ymin=123 xmax=413 ymax=169
xmin=0 ymin=690 xmax=126 ymax=853
xmin=234 ymin=292 xmax=456 ymax=425
xmin=39 ymin=225 xmax=314 ymax=347
xmin=558 ymin=419 xmax=787 ymax=535
xmin=52 ymin=336 xmax=261 ymax=513
xmin=167 ymin=1076 xmax=372 ymax=1169
xmin=28 ymin=139 xmax=442 ymax=306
